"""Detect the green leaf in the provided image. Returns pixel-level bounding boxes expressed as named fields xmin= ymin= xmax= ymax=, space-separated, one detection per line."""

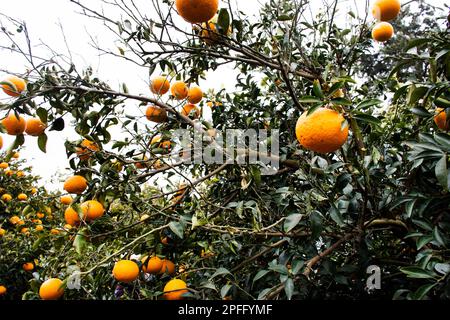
xmin=356 ymin=99 xmax=382 ymax=110
xmin=73 ymin=228 xmax=88 ymax=255
xmin=284 ymin=278 xmax=294 ymax=300
xmin=407 ymin=86 xmax=428 ymax=106
xmin=283 ymin=214 xmax=302 ymax=233
xmin=412 ymin=283 xmax=436 ymax=300
xmin=169 ymin=221 xmax=184 ymax=239
xmin=416 ymin=235 xmax=433 ymax=250
xmin=312 ymin=79 xmax=324 ymax=98
xmin=298 ymin=96 xmax=322 ymax=104
xmin=410 ymin=107 xmax=431 ymax=117
xmin=329 ymin=206 xmax=345 ymax=227
xmin=253 ymin=270 xmax=270 ymax=283
xmin=399 ymin=266 xmax=435 ymax=279
xmin=435 ymin=155 xmax=448 ymax=190
xmin=433 ymin=227 xmax=446 ymax=247
xmin=330 ymin=97 xmax=352 ymax=106
xmin=220 ymin=284 xmax=232 ymax=298
xmin=277 ymin=14 xmax=292 ymax=21
xmin=217 ymin=8 xmax=230 ymax=35
xmin=210 ymin=267 xmax=231 ymax=279
xmin=434 ymin=133 xmax=450 ymax=151
xmin=353 ymin=114 xmax=381 ymax=126
xmin=50 ymin=117 xmax=65 ymax=131
xmin=38 ymin=133 xmax=48 ymax=153
xmin=36 ymin=107 xmax=48 ymax=124
xmin=269 ymin=264 xmax=289 ymax=275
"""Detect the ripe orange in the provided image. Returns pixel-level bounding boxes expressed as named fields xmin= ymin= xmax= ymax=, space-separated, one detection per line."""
xmin=23 ymin=262 xmax=34 ymax=272
xmin=1 ymin=194 xmax=12 ymax=202
xmin=36 ymin=212 xmax=45 ymax=219
xmin=1 ymin=75 xmax=26 ymax=97
xmin=17 ymin=193 xmax=28 ymax=201
xmin=0 ymin=228 xmax=5 ymax=237
xmin=80 ymin=200 xmax=105 ymax=221
xmin=17 ymin=220 xmax=25 ymax=226
xmin=60 ymin=195 xmax=73 ymax=205
xmin=2 ymin=113 xmax=26 ymax=135
xmin=434 ymin=108 xmax=449 ymax=131
xmin=63 ymin=175 xmax=88 ymax=194
xmin=31 ymin=188 xmax=38 ymax=195
xmin=35 ymin=225 xmax=44 ymax=232
xmin=4 ymin=169 xmax=14 ymax=176
xmin=171 ymin=81 xmax=189 ymax=100
xmin=39 ymin=278 xmax=64 ymax=300
xmin=141 ymin=256 xmax=163 ymax=274
xmin=64 ymin=207 xmax=81 ymax=226
xmin=25 ymin=118 xmax=46 ymax=136
xmin=0 ymin=136 xmax=2 ymax=150
xmin=20 ymin=227 xmax=30 ymax=235
xmin=150 ymin=76 xmax=170 ymax=95
xmin=0 ymin=285 xmax=6 ymax=296
xmin=372 ymin=22 xmax=394 ymax=42
xmin=181 ymin=103 xmax=201 ymax=119
xmin=76 ymin=139 xmax=100 ymax=161
xmin=372 ymin=0 xmax=401 ymax=21
xmin=16 ymin=171 xmax=25 ymax=177
xmin=135 ymin=155 xmax=149 ymax=169
xmin=146 ymin=105 xmax=168 ymax=123
xmin=9 ymin=216 xmax=20 ymax=225
xmin=159 ymin=259 xmax=176 ymax=275
xmin=32 ymin=219 xmax=42 ymax=224
xmin=295 ymin=108 xmax=349 ymax=153
xmin=200 ymin=14 xmax=232 ymax=45
xmin=112 ymin=260 xmax=140 ymax=283
xmin=175 ymin=0 xmax=218 ymax=24
xmin=0 ymin=162 xmax=8 ymax=169
xmin=12 ymin=152 xmax=19 ymax=159
xmin=161 ymin=237 xmax=169 ymax=245
xmin=50 ymin=229 xmax=60 ymax=235
xmin=163 ymin=279 xmax=188 ymax=300
xmin=187 ymin=86 xmax=203 ymax=104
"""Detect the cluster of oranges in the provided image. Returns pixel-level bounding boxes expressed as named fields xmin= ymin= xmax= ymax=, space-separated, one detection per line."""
xmin=371 ymin=0 xmax=401 ymax=42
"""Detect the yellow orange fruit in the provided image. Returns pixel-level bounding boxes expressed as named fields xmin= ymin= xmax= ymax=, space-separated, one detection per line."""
xmin=141 ymin=256 xmax=163 ymax=274
xmin=1 ymin=194 xmax=12 ymax=202
xmin=60 ymin=195 xmax=73 ymax=205
xmin=181 ymin=103 xmax=201 ymax=119
xmin=9 ymin=216 xmax=20 ymax=225
xmin=163 ymin=279 xmax=188 ymax=300
xmin=20 ymin=227 xmax=30 ymax=235
xmin=0 ymin=286 xmax=6 ymax=296
xmin=187 ymin=86 xmax=203 ymax=104
xmin=200 ymin=14 xmax=232 ymax=45
xmin=50 ymin=229 xmax=60 ymax=235
xmin=1 ymin=113 xmax=26 ymax=135
xmin=1 ymin=75 xmax=26 ymax=97
xmin=39 ymin=278 xmax=64 ymax=300
xmin=0 ymin=228 xmax=5 ymax=237
xmin=0 ymin=136 xmax=2 ymax=150
xmin=175 ymin=0 xmax=218 ymax=24
xmin=150 ymin=76 xmax=170 ymax=95
xmin=372 ymin=22 xmax=394 ymax=42
xmin=23 ymin=262 xmax=34 ymax=272
xmin=31 ymin=188 xmax=38 ymax=195
xmin=146 ymin=105 xmax=168 ymax=123
xmin=64 ymin=207 xmax=80 ymax=226
xmin=112 ymin=260 xmax=140 ymax=283
xmin=76 ymin=139 xmax=100 ymax=161
xmin=80 ymin=200 xmax=105 ymax=221
xmin=4 ymin=169 xmax=14 ymax=176
xmin=17 ymin=193 xmax=28 ymax=201
xmin=159 ymin=259 xmax=176 ymax=275
xmin=434 ymin=108 xmax=449 ymax=131
xmin=295 ymin=108 xmax=349 ymax=153
xmin=171 ymin=81 xmax=189 ymax=100
xmin=372 ymin=0 xmax=401 ymax=21
xmin=12 ymin=152 xmax=19 ymax=159
xmin=63 ymin=175 xmax=88 ymax=194
xmin=25 ymin=118 xmax=46 ymax=136
xmin=36 ymin=212 xmax=45 ymax=219
xmin=0 ymin=162 xmax=8 ymax=169
xmin=35 ymin=225 xmax=44 ymax=232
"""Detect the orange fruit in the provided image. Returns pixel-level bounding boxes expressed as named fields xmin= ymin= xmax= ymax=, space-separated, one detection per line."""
xmin=35 ymin=225 xmax=44 ymax=232
xmin=1 ymin=194 xmax=12 ymax=202
xmin=161 ymin=237 xmax=169 ymax=245
xmin=141 ymin=256 xmax=163 ymax=274
xmin=32 ymin=219 xmax=42 ymax=224
xmin=36 ymin=212 xmax=45 ymax=219
xmin=63 ymin=224 xmax=73 ymax=231
xmin=2 ymin=113 xmax=26 ymax=135
xmin=0 ymin=286 xmax=6 ymax=296
xmin=146 ymin=105 xmax=168 ymax=123
xmin=175 ymin=0 xmax=218 ymax=23
xmin=9 ymin=216 xmax=20 ymax=224
xmin=199 ymin=14 xmax=232 ymax=45
xmin=20 ymin=227 xmax=30 ymax=235
xmin=0 ymin=228 xmax=5 ymax=237
xmin=60 ymin=195 xmax=73 ymax=205
xmin=16 ymin=171 xmax=25 ymax=177
xmin=434 ymin=108 xmax=449 ymax=131
xmin=17 ymin=193 xmax=28 ymax=201
xmin=0 ymin=162 xmax=8 ymax=169
xmin=1 ymin=75 xmax=26 ymax=97
xmin=150 ymin=76 xmax=170 ymax=95
xmin=0 ymin=136 xmax=2 ymax=150
xmin=12 ymin=152 xmax=19 ymax=159
xmin=181 ymin=103 xmax=201 ymax=119
xmin=31 ymin=188 xmax=38 ymax=195
xmin=135 ymin=155 xmax=149 ymax=169
xmin=80 ymin=200 xmax=105 ymax=221
xmin=50 ymin=229 xmax=60 ymax=235
xmin=4 ymin=169 xmax=14 ymax=176
xmin=63 ymin=175 xmax=88 ymax=194
xmin=64 ymin=207 xmax=81 ymax=226
xmin=187 ymin=86 xmax=203 ymax=104
xmin=17 ymin=219 xmax=25 ymax=226
xmin=112 ymin=260 xmax=140 ymax=283
xmin=25 ymin=118 xmax=46 ymax=136
xmin=39 ymin=278 xmax=64 ymax=300
xmin=372 ymin=22 xmax=394 ymax=42
xmin=23 ymin=262 xmax=34 ymax=272
xmin=295 ymin=107 xmax=349 ymax=153
xmin=76 ymin=139 xmax=100 ymax=161
xmin=171 ymin=81 xmax=189 ymax=100
xmin=163 ymin=279 xmax=188 ymax=300
xmin=372 ymin=0 xmax=401 ymax=21
xmin=159 ymin=259 xmax=176 ymax=275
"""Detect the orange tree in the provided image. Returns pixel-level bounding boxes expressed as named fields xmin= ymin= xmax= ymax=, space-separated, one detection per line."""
xmin=0 ymin=0 xmax=449 ymax=300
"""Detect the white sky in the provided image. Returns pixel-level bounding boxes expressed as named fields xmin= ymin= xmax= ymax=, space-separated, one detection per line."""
xmin=0 ymin=0 xmax=445 ymax=190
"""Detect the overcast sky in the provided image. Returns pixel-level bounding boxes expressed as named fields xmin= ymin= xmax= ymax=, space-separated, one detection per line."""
xmin=0 ymin=0 xmax=446 ymax=191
